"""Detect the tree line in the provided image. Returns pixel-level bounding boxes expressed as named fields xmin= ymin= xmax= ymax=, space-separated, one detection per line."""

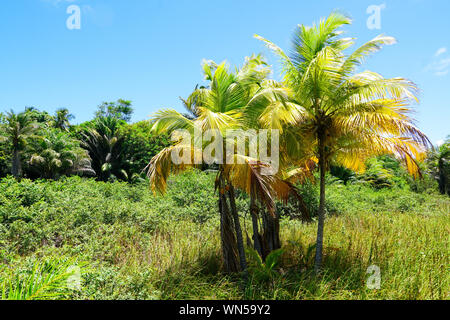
xmin=0 ymin=100 xmax=169 ymax=181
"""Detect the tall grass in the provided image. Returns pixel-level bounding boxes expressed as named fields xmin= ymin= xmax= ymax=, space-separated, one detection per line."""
xmin=0 ymin=171 xmax=448 ymax=300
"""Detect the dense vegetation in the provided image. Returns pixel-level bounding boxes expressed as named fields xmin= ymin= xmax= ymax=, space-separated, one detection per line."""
xmin=0 ymin=171 xmax=448 ymax=299
xmin=0 ymin=101 xmax=169 ymax=182
xmin=0 ymin=13 xmax=449 ymax=300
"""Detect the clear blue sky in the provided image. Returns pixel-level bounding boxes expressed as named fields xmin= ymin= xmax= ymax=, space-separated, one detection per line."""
xmin=0 ymin=0 xmax=448 ymax=144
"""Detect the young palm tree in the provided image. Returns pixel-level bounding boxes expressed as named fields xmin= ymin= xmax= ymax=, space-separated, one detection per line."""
xmin=80 ymin=117 xmax=127 ymax=181
xmin=255 ymin=12 xmax=431 ymax=272
xmin=147 ymin=56 xmax=296 ymax=273
xmin=0 ymin=111 xmax=38 ymax=178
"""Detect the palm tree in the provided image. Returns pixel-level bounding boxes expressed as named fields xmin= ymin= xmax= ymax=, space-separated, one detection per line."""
xmin=255 ymin=12 xmax=431 ymax=272
xmin=0 ymin=111 xmax=38 ymax=178
xmin=28 ymin=128 xmax=94 ymax=179
xmin=428 ymin=137 xmax=449 ymax=195
xmin=80 ymin=117 xmax=127 ymax=181
xmin=147 ymin=56 xmax=297 ymax=274
xmin=54 ymin=108 xmax=74 ymax=131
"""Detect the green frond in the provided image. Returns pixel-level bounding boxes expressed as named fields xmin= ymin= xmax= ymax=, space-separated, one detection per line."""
xmin=340 ymin=35 xmax=397 ymax=75
xmin=150 ymin=109 xmax=194 ymax=135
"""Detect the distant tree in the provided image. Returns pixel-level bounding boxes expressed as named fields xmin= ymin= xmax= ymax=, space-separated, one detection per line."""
xmin=80 ymin=117 xmax=127 ymax=181
xmin=0 ymin=114 xmax=10 ymax=177
xmin=359 ymin=157 xmax=396 ymax=189
xmin=24 ymin=107 xmax=53 ymax=125
xmin=54 ymin=108 xmax=74 ymax=131
xmin=0 ymin=111 xmax=39 ymax=178
xmin=28 ymin=128 xmax=94 ymax=179
xmin=95 ymin=99 xmax=133 ymax=122
xmin=119 ymin=121 xmax=169 ymax=179
xmin=330 ymin=165 xmax=355 ymax=185
xmin=428 ymin=137 xmax=450 ymax=195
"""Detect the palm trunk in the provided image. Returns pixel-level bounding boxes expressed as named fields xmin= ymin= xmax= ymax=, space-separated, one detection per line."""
xmin=11 ymin=148 xmax=21 ymax=178
xmin=261 ymin=209 xmax=281 ymax=260
xmin=250 ymin=193 xmax=263 ymax=258
xmin=218 ymin=174 xmax=239 ymax=273
xmin=228 ymin=185 xmax=248 ymax=280
xmin=314 ymin=130 xmax=326 ymax=274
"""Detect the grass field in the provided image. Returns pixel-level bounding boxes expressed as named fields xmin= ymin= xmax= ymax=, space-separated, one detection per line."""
xmin=0 ymin=170 xmax=448 ymax=300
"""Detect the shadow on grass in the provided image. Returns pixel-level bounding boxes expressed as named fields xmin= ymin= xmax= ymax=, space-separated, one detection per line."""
xmin=155 ymin=243 xmax=369 ymax=300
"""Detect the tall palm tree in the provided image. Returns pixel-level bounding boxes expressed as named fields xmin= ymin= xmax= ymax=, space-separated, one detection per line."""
xmin=255 ymin=12 xmax=431 ymax=272
xmin=147 ymin=56 xmax=297 ymax=274
xmin=0 ymin=111 xmax=38 ymax=178
xmin=54 ymin=108 xmax=74 ymax=131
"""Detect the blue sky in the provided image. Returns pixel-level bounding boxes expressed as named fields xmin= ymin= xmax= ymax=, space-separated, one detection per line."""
xmin=0 ymin=0 xmax=448 ymax=144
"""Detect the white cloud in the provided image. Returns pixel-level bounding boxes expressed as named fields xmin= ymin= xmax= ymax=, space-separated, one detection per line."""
xmin=435 ymin=47 xmax=447 ymax=57
xmin=426 ymin=48 xmax=450 ymax=76
xmin=435 ymin=70 xmax=449 ymax=76
xmin=436 ymin=139 xmax=444 ymax=147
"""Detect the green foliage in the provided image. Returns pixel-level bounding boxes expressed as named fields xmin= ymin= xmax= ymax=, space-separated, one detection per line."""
xmin=247 ymin=248 xmax=284 ymax=283
xmin=95 ymin=99 xmax=134 ymax=122
xmin=79 ymin=117 xmax=128 ymax=181
xmin=23 ymin=107 xmax=54 ymax=125
xmin=1 ymin=111 xmax=38 ymax=152
xmin=292 ymin=179 xmax=339 ymax=217
xmin=330 ymin=165 xmax=355 ymax=185
xmin=427 ymin=137 xmax=450 ymax=195
xmin=0 ymin=170 xmax=448 ymax=300
xmin=26 ymin=128 xmax=94 ymax=179
xmin=358 ymin=156 xmax=396 ymax=189
xmin=53 ymin=108 xmax=74 ymax=131
xmin=1 ymin=257 xmax=85 ymax=300
xmin=0 ymin=110 xmax=39 ymax=177
xmin=119 ymin=121 xmax=169 ymax=179
xmin=0 ymin=144 xmax=10 ymax=178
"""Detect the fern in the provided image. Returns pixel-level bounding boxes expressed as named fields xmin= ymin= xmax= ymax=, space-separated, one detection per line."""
xmin=1 ymin=258 xmax=85 ymax=300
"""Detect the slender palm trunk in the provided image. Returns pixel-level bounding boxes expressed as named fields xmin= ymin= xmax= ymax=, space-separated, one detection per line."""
xmin=11 ymin=148 xmax=21 ymax=178
xmin=218 ymin=174 xmax=239 ymax=273
xmin=314 ymin=131 xmax=326 ymax=274
xmin=250 ymin=193 xmax=263 ymax=258
xmin=228 ymin=185 xmax=248 ymax=280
